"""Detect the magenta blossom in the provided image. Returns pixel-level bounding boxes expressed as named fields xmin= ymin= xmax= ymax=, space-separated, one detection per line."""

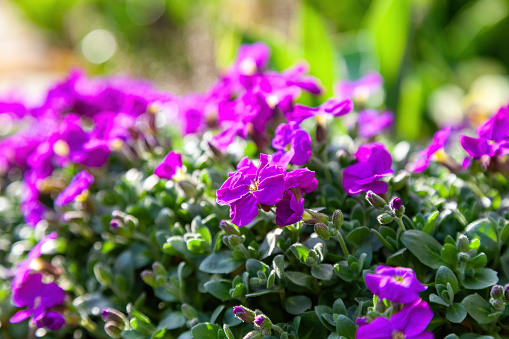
xmin=410 ymin=127 xmax=451 ymax=173
xmin=10 ymin=273 xmax=66 ymax=331
xmin=357 ymin=109 xmax=394 ymax=138
xmin=216 ymin=154 xmax=285 ymax=226
xmin=342 ymin=143 xmax=394 ymax=195
xmin=272 ymin=122 xmax=312 ymax=167
xmin=288 ymin=98 xmax=353 ymax=124
xmin=365 ymin=265 xmax=427 ymax=303
xmin=460 ymin=104 xmax=509 ymax=159
xmin=356 ymin=299 xmax=434 ymax=339
xmin=336 ymin=72 xmax=383 ymax=102
xmin=154 ymin=151 xmax=183 ymax=180
xmin=275 ymin=190 xmax=305 ymax=227
xmin=55 ymin=170 xmax=94 ymax=207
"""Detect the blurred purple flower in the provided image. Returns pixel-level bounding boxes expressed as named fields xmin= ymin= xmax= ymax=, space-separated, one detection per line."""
xmin=410 ymin=127 xmax=451 ymax=172
xmin=10 ymin=273 xmax=65 ymax=331
xmin=356 ymin=299 xmax=434 ymax=339
xmin=55 ymin=170 xmax=94 ymax=207
xmin=272 ymin=122 xmax=312 ymax=167
xmin=365 ymin=265 xmax=427 ymax=303
xmin=460 ymin=104 xmax=509 ymax=159
xmin=216 ymin=154 xmax=285 ymax=226
xmin=343 ymin=143 xmax=393 ymax=195
xmin=336 ymin=72 xmax=383 ymax=102
xmin=154 ymin=151 xmax=183 ymax=180
xmin=289 ymin=98 xmax=353 ymax=124
xmin=357 ymin=109 xmax=394 ymax=138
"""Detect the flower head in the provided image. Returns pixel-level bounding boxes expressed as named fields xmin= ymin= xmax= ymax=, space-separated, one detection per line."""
xmin=55 ymin=170 xmax=94 ymax=206
xmin=343 ymin=143 xmax=393 ymax=195
xmin=154 ymin=151 xmax=183 ymax=180
xmin=272 ymin=122 xmax=312 ymax=167
xmin=356 ymin=299 xmax=434 ymax=339
xmin=289 ymin=98 xmax=353 ymax=124
xmin=216 ymin=154 xmax=285 ymax=226
xmin=357 ymin=109 xmax=394 ymax=138
xmin=275 ymin=190 xmax=305 ymax=227
xmin=336 ymin=72 xmax=383 ymax=102
xmin=365 ymin=265 xmax=427 ymax=303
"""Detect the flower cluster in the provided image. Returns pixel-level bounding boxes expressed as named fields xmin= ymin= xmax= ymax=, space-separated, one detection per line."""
xmin=216 ymin=153 xmax=317 ymax=226
xmin=9 ymin=233 xmax=66 ymax=331
xmin=357 ymin=265 xmax=433 ymax=339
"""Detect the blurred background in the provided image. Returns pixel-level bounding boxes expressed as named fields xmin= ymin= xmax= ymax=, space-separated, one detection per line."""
xmin=1 ymin=0 xmax=509 ymax=140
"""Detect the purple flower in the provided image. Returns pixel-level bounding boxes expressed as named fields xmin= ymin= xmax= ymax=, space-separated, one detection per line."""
xmin=233 ymin=42 xmax=271 ymax=77
xmin=343 ymin=143 xmax=394 ymax=195
xmin=216 ymin=154 xmax=285 ymax=226
xmin=460 ymin=104 xmax=509 ymax=159
xmin=233 ymin=306 xmax=245 ymax=315
xmin=55 ymin=170 xmax=94 ymax=207
xmin=10 ymin=273 xmax=65 ymax=331
xmin=410 ymin=127 xmax=451 ymax=173
xmin=275 ymin=190 xmax=305 ymax=227
xmin=284 ymin=168 xmax=318 ymax=193
xmin=365 ymin=265 xmax=427 ymax=303
xmin=336 ymin=72 xmax=383 ymax=102
xmin=154 ymin=151 xmax=183 ymax=180
xmin=289 ymin=98 xmax=353 ymax=124
xmin=272 ymin=122 xmax=312 ymax=167
xmin=391 ymin=197 xmax=403 ymax=211
xmin=357 ymin=109 xmax=394 ymax=138
xmin=254 ymin=316 xmax=265 ymax=326
xmin=356 ymin=299 xmax=434 ymax=339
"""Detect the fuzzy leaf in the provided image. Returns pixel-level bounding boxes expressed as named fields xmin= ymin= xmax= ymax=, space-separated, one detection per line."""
xmin=446 ymin=303 xmax=467 ymax=323
xmin=199 ymin=252 xmax=244 ymax=274
xmin=401 ymin=230 xmax=445 ymax=268
xmin=462 ymin=294 xmax=497 ymax=324
xmin=285 ymin=296 xmax=312 ymax=315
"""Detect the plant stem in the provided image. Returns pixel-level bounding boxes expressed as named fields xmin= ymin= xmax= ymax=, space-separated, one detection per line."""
xmin=336 ymin=232 xmax=349 ymax=257
xmin=395 ymin=217 xmax=406 ymax=232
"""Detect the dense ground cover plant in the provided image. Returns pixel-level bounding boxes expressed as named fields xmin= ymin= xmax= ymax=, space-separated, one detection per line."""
xmin=0 ymin=42 xmax=508 ymax=339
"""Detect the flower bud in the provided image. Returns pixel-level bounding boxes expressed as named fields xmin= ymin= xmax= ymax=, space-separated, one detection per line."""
xmin=377 ymin=213 xmax=393 ymax=225
xmin=220 ymin=220 xmax=241 ymax=235
xmin=181 ymin=304 xmax=198 ymax=319
xmin=491 ymin=285 xmax=504 ymax=299
xmin=110 ymin=218 xmax=123 ymax=229
xmin=458 ymin=252 xmax=470 ymax=263
xmin=101 ymin=308 xmax=128 ymax=328
xmin=505 ymin=284 xmax=509 ymax=302
xmin=141 ymin=270 xmax=158 ymax=287
xmin=306 ymin=257 xmax=317 ymax=266
xmin=254 ymin=315 xmax=273 ymax=330
xmin=314 ymin=223 xmax=331 ymax=240
xmin=332 ymin=210 xmax=343 ymax=229
xmin=227 ymin=235 xmax=245 ymax=247
xmin=223 ymin=324 xmax=235 ymax=339
xmin=390 ymin=197 xmax=403 ymax=211
xmin=366 ymin=191 xmax=387 ymax=208
xmin=457 ymin=235 xmax=470 ymax=252
xmin=491 ymin=298 xmax=505 ymax=311
xmin=104 ymin=322 xmax=123 ymax=338
xmin=302 ymin=210 xmax=328 ymax=224
xmin=233 ymin=306 xmax=255 ymax=323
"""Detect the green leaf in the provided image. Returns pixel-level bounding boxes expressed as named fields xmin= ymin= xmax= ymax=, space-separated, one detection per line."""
xmin=314 ymin=305 xmax=335 ymax=332
xmin=246 ymin=259 xmax=271 ymax=276
xmin=199 ymin=252 xmax=244 ymax=274
xmin=333 ymin=298 xmax=347 ymax=316
xmin=204 ymin=281 xmax=232 ymax=301
xmin=191 ymin=323 xmax=221 ymax=339
xmin=334 ymin=315 xmax=356 ymax=339
xmin=467 ymin=253 xmax=488 ymax=270
xmin=423 ymin=211 xmax=439 ymax=234
xmin=311 ymin=264 xmax=333 ymax=281
xmin=273 ymin=254 xmax=286 ymax=279
xmin=346 ymin=227 xmax=371 ymax=245
xmin=298 ymin=311 xmax=328 ymax=339
xmin=429 ymin=293 xmax=449 ymax=307
xmin=286 ymin=271 xmax=314 ymax=291
xmin=290 ymin=244 xmax=310 ymax=264
xmin=401 ymin=230 xmax=445 ymax=268
xmin=465 ymin=218 xmax=498 ymax=259
xmin=372 ymin=229 xmax=395 ymax=252
xmin=446 ymin=303 xmax=467 ymax=324
xmin=285 ymin=296 xmax=312 ymax=315
xmin=462 ymin=294 xmax=497 ymax=324
xmin=500 ymin=222 xmax=509 ymax=243
xmin=436 ymin=266 xmax=459 ymax=294
xmin=461 ymin=268 xmax=498 ymax=290
xmin=333 ymin=262 xmax=356 ymax=282
xmin=157 ymin=311 xmax=186 ymax=330
xmin=441 ymin=244 xmax=458 ymax=268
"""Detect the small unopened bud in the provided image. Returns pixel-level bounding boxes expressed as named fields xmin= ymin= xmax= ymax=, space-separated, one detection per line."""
xmin=220 ymin=220 xmax=241 ymax=235
xmin=101 ymin=308 xmax=127 ymax=328
xmin=355 ymin=317 xmax=368 ymax=326
xmin=302 ymin=210 xmax=328 ymax=224
xmin=110 ymin=218 xmax=123 ymax=229
xmin=458 ymin=252 xmax=470 ymax=263
xmin=254 ymin=315 xmax=273 ymax=329
xmin=366 ymin=191 xmax=387 ymax=208
xmin=141 ymin=271 xmax=158 ymax=287
xmin=104 ymin=322 xmax=123 ymax=338
xmin=457 ymin=235 xmax=470 ymax=252
xmin=332 ymin=210 xmax=343 ymax=229
xmin=377 ymin=213 xmax=393 ymax=225
xmin=491 ymin=298 xmax=505 ymax=311
xmin=491 ymin=285 xmax=504 ymax=299
xmin=181 ymin=304 xmax=198 ymax=319
xmin=390 ymin=197 xmax=405 ymax=218
xmin=228 ymin=235 xmax=245 ymax=247
xmin=306 ymin=257 xmax=317 ymax=266
xmin=233 ymin=306 xmax=255 ymax=323
xmin=315 ymin=223 xmax=331 ymax=240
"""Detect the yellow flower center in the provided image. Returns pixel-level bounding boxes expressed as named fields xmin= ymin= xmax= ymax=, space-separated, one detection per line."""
xmin=109 ymin=138 xmax=124 ymax=151
xmin=172 ymin=169 xmax=186 ymax=182
xmin=239 ymin=58 xmax=257 ymax=75
xmin=393 ymin=275 xmax=404 ymax=282
xmin=53 ymin=140 xmax=70 ymax=157
xmin=432 ymin=149 xmax=448 ymax=163
xmin=249 ymin=180 xmax=259 ymax=193
xmin=392 ymin=331 xmax=405 ymax=339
